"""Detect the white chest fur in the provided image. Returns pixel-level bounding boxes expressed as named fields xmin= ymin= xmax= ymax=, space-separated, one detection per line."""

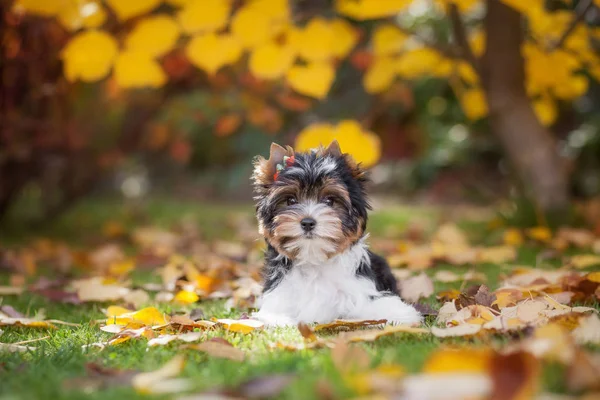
xmin=254 ymin=242 xmax=422 ymax=326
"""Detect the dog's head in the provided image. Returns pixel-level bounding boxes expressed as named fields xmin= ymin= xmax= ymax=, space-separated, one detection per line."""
xmin=252 ymin=141 xmax=370 ymax=263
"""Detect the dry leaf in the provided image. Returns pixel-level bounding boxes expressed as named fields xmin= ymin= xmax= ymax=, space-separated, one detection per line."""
xmin=132 ymin=355 xmax=191 ymax=394
xmin=399 ymin=273 xmax=434 ymax=303
xmin=313 ymin=319 xmax=387 ymax=331
xmin=340 ymin=325 xmax=428 ymax=342
xmin=401 ymin=373 xmax=491 ymax=400
xmin=73 ymin=277 xmax=130 ymax=302
xmin=489 ymin=351 xmax=540 ymax=400
xmin=570 ymin=254 xmax=600 ymax=269
xmin=431 ymin=324 xmax=481 ymax=337
xmin=148 ymin=332 xmax=204 ymax=347
xmin=331 ymin=338 xmax=370 ymax=373
xmin=215 ymin=318 xmax=263 ymax=333
xmin=571 ymin=313 xmax=600 ymax=345
xmin=0 ymin=286 xmax=24 ymax=295
xmin=0 ymin=343 xmax=37 ymax=352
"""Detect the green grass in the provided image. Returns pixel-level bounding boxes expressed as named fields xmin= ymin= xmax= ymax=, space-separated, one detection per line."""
xmin=1 ymin=197 xmax=599 ymax=400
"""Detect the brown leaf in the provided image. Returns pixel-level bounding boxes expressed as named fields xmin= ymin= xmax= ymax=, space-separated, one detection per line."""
xmin=297 ymin=322 xmax=318 ymax=342
xmin=474 ymin=285 xmax=496 ymax=308
xmin=566 ymin=350 xmax=600 ymax=392
xmin=489 ymin=351 xmax=540 ymax=400
xmin=399 ymin=273 xmax=434 ymax=303
xmin=431 ymin=324 xmax=481 ymax=337
xmin=0 ymin=305 xmax=25 ymax=318
xmin=412 ymin=302 xmax=438 ymax=317
xmin=340 ymin=325 xmax=429 ymax=342
xmin=313 ymin=319 xmax=387 ymax=332
xmin=331 ymin=339 xmax=370 ymax=373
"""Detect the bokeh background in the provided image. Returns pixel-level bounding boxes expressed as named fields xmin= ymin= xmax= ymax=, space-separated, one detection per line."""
xmin=2 ymin=0 xmax=600 ymax=229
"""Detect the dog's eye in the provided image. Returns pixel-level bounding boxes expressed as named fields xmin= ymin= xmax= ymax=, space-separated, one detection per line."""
xmin=323 ymin=197 xmax=335 ymax=207
xmin=286 ymin=197 xmax=297 ymax=206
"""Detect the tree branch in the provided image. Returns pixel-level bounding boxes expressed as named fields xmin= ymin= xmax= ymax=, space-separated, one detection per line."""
xmin=447 ymin=3 xmax=479 ymax=73
xmin=550 ymin=0 xmax=594 ymax=51
xmin=395 ymin=25 xmax=464 ymax=60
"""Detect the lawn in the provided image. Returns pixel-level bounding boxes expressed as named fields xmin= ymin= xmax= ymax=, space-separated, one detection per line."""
xmin=1 ymin=197 xmax=599 ymax=400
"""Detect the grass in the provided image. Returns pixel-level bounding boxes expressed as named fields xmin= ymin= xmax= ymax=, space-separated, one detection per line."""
xmin=0 ymin=196 xmax=598 ymax=399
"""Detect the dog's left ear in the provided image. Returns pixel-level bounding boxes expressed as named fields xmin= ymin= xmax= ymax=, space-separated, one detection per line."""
xmin=323 ymin=140 xmax=342 ymax=157
xmin=252 ymin=142 xmax=294 ymax=189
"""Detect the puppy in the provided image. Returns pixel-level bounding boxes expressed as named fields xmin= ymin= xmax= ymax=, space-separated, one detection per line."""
xmin=251 ymin=140 xmax=422 ymax=326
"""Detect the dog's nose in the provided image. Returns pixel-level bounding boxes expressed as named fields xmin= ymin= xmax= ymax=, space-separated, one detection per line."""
xmin=300 ymin=217 xmax=316 ymax=232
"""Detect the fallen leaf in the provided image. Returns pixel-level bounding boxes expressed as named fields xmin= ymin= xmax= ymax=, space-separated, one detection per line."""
xmin=215 ymin=318 xmax=263 ymax=333
xmin=0 ymin=343 xmax=37 ymax=352
xmin=516 ymin=300 xmax=548 ymax=323
xmin=431 ymin=324 xmax=481 ymax=337
xmin=399 ymin=273 xmax=434 ymax=303
xmin=106 ymin=307 xmax=169 ymax=327
xmin=340 ymin=325 xmax=429 ymax=343
xmin=231 ymin=374 xmax=296 ymax=399
xmin=0 ymin=286 xmax=24 ymax=295
xmin=185 ymin=340 xmax=245 ymax=361
xmin=401 ymin=373 xmax=492 ymax=400
xmin=571 ymin=313 xmax=600 ymax=345
xmin=132 ymin=355 xmax=191 ymax=394
xmin=148 ymin=332 xmax=204 ymax=347
xmin=566 ymin=350 xmax=600 ymax=392
xmin=313 ymin=319 xmax=386 ymax=331
xmin=331 ymin=338 xmax=370 ymax=373
xmin=297 ymin=322 xmax=318 ymax=342
xmin=423 ymin=348 xmax=491 ymax=373
xmin=489 ymin=351 xmax=540 ymax=400
xmin=72 ymin=277 xmax=130 ymax=302
xmin=570 ymin=254 xmax=600 ymax=269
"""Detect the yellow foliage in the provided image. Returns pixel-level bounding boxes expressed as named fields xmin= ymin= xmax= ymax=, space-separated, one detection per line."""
xmin=177 ymin=0 xmax=231 ymax=34
xmin=457 ymin=62 xmax=478 ymax=84
xmin=469 ymin=30 xmax=486 ymax=57
xmin=231 ymin=6 xmax=275 ymax=49
xmin=458 ymin=88 xmax=488 ymax=120
xmin=434 ymin=0 xmax=480 ymax=12
xmin=114 ymin=51 xmax=167 ymax=89
xmin=14 ymin=0 xmax=61 ymax=16
xmin=57 ymin=1 xmax=107 ymax=31
xmin=336 ymin=0 xmax=411 ymax=20
xmin=554 ymin=75 xmax=588 ymax=100
xmin=364 ymin=56 xmax=397 ymax=94
xmin=249 ymin=41 xmax=296 ymax=80
xmin=125 ymin=16 xmax=181 ymax=57
xmin=296 ymin=17 xmax=337 ymax=62
xmin=526 ymin=226 xmax=552 ymax=242
xmin=330 ymin=19 xmax=358 ymax=58
xmin=286 ymin=62 xmax=335 ymax=99
xmin=246 ymin=0 xmax=290 ymax=21
xmin=371 ymin=24 xmax=407 ymax=56
xmin=186 ymin=33 xmax=243 ymax=75
xmin=503 ymin=228 xmax=524 ymax=247
xmin=396 ymin=48 xmax=450 ymax=79
xmin=62 ymin=30 xmax=118 ymax=82
xmin=533 ymin=96 xmax=557 ymax=127
xmin=295 ymin=120 xmax=381 ymax=168
xmin=105 ymin=0 xmax=160 ymax=20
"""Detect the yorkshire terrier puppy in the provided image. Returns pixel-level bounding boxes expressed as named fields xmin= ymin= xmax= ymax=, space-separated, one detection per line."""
xmin=251 ymin=140 xmax=422 ymax=326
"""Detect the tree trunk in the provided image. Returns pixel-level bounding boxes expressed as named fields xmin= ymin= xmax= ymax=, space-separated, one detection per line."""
xmin=482 ymin=0 xmax=570 ymax=218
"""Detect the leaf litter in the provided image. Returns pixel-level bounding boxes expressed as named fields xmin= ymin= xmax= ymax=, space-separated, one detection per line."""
xmin=1 ymin=215 xmax=600 ymax=398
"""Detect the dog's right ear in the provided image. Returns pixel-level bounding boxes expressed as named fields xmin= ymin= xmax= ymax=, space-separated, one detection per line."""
xmin=252 ymin=143 xmax=293 ymax=191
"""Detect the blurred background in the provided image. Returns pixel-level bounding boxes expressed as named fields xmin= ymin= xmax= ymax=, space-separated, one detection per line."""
xmin=2 ymin=0 xmax=600 ymax=229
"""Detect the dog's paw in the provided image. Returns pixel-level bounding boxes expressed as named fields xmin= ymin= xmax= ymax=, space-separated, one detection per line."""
xmin=252 ymin=311 xmax=296 ymax=327
xmin=349 ymin=295 xmax=423 ymax=326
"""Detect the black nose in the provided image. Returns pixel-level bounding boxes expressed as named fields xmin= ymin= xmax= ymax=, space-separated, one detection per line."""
xmin=300 ymin=217 xmax=316 ymax=232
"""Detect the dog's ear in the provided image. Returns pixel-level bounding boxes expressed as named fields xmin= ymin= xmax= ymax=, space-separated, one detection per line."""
xmin=323 ymin=140 xmax=342 ymax=157
xmin=252 ymin=143 xmax=293 ymax=189
xmin=342 ymin=152 xmax=368 ymax=181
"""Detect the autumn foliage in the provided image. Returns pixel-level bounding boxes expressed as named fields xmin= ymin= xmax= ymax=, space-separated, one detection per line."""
xmin=2 ymin=0 xmax=600 ymax=219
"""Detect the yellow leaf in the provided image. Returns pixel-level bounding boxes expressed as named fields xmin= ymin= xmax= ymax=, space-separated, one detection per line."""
xmin=458 ymin=88 xmax=488 ymax=120
xmin=364 ymin=56 xmax=397 ymax=94
xmin=107 ymin=259 xmax=135 ymax=276
xmin=107 ymin=307 xmax=169 ymax=327
xmin=177 ymin=0 xmax=231 ymax=34
xmin=216 ymin=318 xmax=264 ymax=333
xmin=553 ymin=75 xmax=588 ymax=100
xmin=57 ymin=1 xmax=107 ymax=31
xmin=297 ymin=17 xmax=336 ymax=62
xmin=477 ymin=246 xmax=517 ymax=264
xmin=469 ymin=30 xmax=486 ymax=57
xmin=246 ymin=0 xmax=290 ymax=21
xmin=105 ymin=0 xmax=160 ymax=20
xmin=457 ymin=61 xmax=478 ymax=84
xmin=295 ymin=120 xmax=382 ymax=168
xmin=526 ymin=226 xmax=552 ymax=242
xmin=504 ymin=228 xmax=524 ymax=246
xmin=62 ymin=30 xmax=118 ymax=82
xmin=14 ymin=0 xmax=60 ymax=15
xmin=336 ymin=0 xmax=412 ymax=20
xmin=114 ymin=51 xmax=167 ymax=88
xmin=173 ymin=290 xmax=199 ymax=304
xmin=230 ymin=6 xmax=273 ymax=49
xmin=396 ymin=48 xmax=448 ymax=79
xmin=106 ymin=306 xmax=133 ymax=317
xmin=533 ymin=96 xmax=557 ymax=126
xmin=186 ymin=33 xmax=242 ymax=75
xmin=570 ymin=254 xmax=600 ymax=269
xmin=330 ymin=19 xmax=358 ymax=58
xmin=587 ymin=272 xmax=600 ymax=283
xmin=423 ymin=348 xmax=492 ymax=373
xmin=371 ymin=24 xmax=407 ymax=56
xmin=249 ymin=41 xmax=296 ymax=80
xmin=125 ymin=15 xmax=180 ymax=57
xmin=286 ymin=62 xmax=335 ymax=99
